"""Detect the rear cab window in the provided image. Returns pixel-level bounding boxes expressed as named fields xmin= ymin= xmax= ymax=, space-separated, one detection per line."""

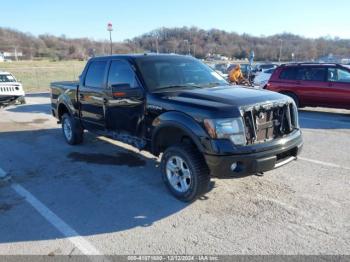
xmin=84 ymin=60 xmax=108 ymax=88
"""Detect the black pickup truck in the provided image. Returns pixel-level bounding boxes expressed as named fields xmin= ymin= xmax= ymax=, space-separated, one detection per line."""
xmin=51 ymin=54 xmax=303 ymax=202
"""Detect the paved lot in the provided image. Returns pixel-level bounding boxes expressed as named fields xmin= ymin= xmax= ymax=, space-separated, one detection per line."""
xmin=0 ymin=93 xmax=349 ymax=256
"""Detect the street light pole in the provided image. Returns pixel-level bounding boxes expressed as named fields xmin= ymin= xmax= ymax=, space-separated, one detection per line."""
xmin=279 ymin=39 xmax=283 ymax=62
xmin=107 ymin=22 xmax=113 ymax=55
xmin=156 ymin=35 xmax=159 ymax=54
xmin=184 ymin=40 xmax=190 ymax=55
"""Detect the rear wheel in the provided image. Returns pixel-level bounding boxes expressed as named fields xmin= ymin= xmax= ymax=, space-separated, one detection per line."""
xmin=62 ymin=113 xmax=83 ymax=145
xmin=161 ymin=144 xmax=210 ymax=202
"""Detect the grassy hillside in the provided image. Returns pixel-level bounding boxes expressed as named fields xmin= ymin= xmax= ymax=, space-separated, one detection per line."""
xmin=0 ymin=60 xmax=86 ymax=92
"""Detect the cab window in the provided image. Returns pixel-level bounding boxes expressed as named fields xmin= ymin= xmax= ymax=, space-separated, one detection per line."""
xmin=85 ymin=61 xmax=107 ymax=88
xmin=107 ymin=60 xmax=139 ymax=88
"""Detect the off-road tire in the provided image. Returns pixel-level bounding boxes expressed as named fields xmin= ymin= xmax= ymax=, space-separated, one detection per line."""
xmin=161 ymin=144 xmax=210 ymax=202
xmin=62 ymin=113 xmax=83 ymax=145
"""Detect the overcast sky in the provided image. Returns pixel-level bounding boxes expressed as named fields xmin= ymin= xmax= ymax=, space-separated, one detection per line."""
xmin=1 ymin=0 xmax=349 ymax=41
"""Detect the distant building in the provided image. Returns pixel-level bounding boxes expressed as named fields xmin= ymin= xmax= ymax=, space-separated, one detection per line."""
xmin=206 ymin=53 xmax=230 ymax=61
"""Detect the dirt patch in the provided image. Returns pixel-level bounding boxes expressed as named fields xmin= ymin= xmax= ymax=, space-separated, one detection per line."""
xmin=0 ymin=203 xmax=12 ymax=212
xmin=67 ymin=152 xmax=146 ymax=167
xmin=19 ymin=118 xmax=49 ymax=125
xmin=31 ymin=118 xmax=49 ymax=124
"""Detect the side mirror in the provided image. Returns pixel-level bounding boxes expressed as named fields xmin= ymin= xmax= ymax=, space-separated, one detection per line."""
xmin=111 ymin=83 xmax=143 ymax=99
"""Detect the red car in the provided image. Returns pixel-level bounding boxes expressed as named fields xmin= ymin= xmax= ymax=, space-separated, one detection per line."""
xmin=266 ymin=63 xmax=350 ymax=109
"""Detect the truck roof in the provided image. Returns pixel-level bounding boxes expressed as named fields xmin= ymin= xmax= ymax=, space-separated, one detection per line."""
xmin=91 ymin=53 xmax=191 ymax=61
xmin=280 ymin=62 xmax=343 ymax=67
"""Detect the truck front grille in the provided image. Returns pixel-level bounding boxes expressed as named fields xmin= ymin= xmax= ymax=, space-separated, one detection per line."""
xmin=0 ymin=86 xmax=17 ymax=93
xmin=242 ymin=102 xmax=297 ymax=145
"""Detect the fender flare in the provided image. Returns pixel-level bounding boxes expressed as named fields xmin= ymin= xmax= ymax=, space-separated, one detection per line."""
xmin=57 ymin=93 xmax=77 ymax=119
xmin=151 ymin=111 xmax=211 ymax=154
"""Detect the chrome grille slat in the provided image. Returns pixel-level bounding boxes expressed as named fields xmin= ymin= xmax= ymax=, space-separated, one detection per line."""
xmin=243 ymin=102 xmax=295 ymax=145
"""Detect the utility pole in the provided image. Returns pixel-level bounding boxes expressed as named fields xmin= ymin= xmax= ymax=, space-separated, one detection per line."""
xmin=14 ymin=46 xmax=18 ymax=61
xmin=184 ymin=40 xmax=190 ymax=55
xmin=279 ymin=39 xmax=283 ymax=62
xmin=248 ymin=50 xmax=255 ymax=85
xmin=107 ymin=22 xmax=113 ymax=55
xmin=156 ymin=35 xmax=159 ymax=54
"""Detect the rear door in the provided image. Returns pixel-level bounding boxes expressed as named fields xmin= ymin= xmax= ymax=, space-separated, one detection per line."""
xmin=269 ymin=66 xmax=299 ymax=92
xmin=294 ymin=66 xmax=328 ymax=106
xmin=327 ymin=67 xmax=350 ymax=109
xmin=79 ymin=60 xmax=108 ymax=130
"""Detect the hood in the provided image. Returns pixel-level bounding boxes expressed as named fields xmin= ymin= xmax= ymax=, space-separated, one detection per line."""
xmin=0 ymin=82 xmax=21 ymax=86
xmin=164 ymin=85 xmax=290 ymax=108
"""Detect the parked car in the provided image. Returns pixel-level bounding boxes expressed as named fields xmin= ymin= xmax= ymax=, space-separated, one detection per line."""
xmin=212 ymin=63 xmax=229 ymax=78
xmin=254 ymin=68 xmax=275 ymax=88
xmin=51 ymin=54 xmax=303 ymax=202
xmin=266 ymin=63 xmax=350 ymax=109
xmin=254 ymin=63 xmax=278 ymax=73
xmin=0 ymin=71 xmax=25 ymax=106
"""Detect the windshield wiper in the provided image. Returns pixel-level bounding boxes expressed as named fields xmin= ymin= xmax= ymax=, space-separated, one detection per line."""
xmin=203 ymin=82 xmax=226 ymax=87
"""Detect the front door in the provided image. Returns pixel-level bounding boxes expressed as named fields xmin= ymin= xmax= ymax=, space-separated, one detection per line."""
xmin=105 ymin=60 xmax=145 ymax=136
xmin=79 ymin=60 xmax=108 ymax=130
xmin=327 ymin=67 xmax=350 ymax=109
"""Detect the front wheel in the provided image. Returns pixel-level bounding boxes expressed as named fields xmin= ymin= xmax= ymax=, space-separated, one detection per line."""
xmin=161 ymin=144 xmax=210 ymax=202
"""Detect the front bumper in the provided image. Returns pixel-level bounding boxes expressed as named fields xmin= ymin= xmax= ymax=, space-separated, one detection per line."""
xmin=0 ymin=95 xmax=26 ymax=106
xmin=204 ymin=130 xmax=303 ymax=177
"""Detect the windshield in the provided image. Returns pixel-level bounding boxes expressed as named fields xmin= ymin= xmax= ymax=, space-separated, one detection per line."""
xmin=136 ymin=56 xmax=228 ymax=92
xmin=0 ymin=74 xmax=16 ymax=83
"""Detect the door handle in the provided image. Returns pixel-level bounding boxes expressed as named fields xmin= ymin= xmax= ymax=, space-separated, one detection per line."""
xmin=79 ymin=93 xmax=84 ymax=99
xmin=103 ymin=98 xmax=108 ymax=104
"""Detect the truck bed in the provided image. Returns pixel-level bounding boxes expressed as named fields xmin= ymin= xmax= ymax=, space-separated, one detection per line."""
xmin=50 ymin=81 xmax=79 ymax=118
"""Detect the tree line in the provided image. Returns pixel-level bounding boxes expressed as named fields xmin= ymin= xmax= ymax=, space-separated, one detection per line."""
xmin=1 ymin=26 xmax=349 ymax=61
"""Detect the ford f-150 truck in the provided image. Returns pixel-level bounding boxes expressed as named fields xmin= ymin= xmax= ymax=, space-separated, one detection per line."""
xmin=51 ymin=54 xmax=303 ymax=202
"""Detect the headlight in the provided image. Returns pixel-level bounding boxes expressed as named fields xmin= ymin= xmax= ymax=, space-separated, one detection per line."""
xmin=204 ymin=118 xmax=246 ymax=145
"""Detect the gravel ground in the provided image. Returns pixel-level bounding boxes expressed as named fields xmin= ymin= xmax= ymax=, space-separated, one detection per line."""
xmin=0 ymin=93 xmax=349 ymax=256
